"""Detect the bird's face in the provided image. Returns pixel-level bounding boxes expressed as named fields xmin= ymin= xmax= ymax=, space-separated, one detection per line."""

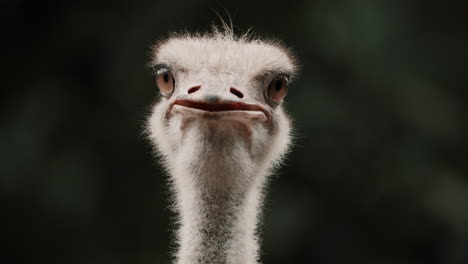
xmin=147 ymin=34 xmax=298 ymax=189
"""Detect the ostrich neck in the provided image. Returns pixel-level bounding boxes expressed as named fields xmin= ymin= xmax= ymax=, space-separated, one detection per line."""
xmin=174 ymin=169 xmax=264 ymax=264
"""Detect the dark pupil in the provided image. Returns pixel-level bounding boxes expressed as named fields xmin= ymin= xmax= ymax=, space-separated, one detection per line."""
xmin=275 ymin=79 xmax=283 ymax=91
xmin=163 ymin=72 xmax=170 ymax=83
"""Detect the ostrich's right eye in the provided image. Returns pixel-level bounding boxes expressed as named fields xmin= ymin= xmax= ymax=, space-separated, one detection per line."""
xmin=155 ymin=67 xmax=175 ymax=95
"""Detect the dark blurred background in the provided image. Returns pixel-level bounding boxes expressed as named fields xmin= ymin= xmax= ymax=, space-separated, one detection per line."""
xmin=2 ymin=0 xmax=468 ymax=263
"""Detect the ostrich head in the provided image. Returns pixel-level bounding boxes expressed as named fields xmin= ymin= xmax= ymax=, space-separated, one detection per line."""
xmin=148 ymin=30 xmax=297 ymax=193
xmin=146 ymin=29 xmax=298 ymax=263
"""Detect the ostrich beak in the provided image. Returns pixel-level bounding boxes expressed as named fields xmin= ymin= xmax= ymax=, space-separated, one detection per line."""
xmin=167 ymin=86 xmax=270 ymax=122
xmin=169 ymin=99 xmax=269 ymax=122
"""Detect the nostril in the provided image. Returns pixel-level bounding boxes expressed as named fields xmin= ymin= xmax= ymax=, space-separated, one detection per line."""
xmin=188 ymin=86 xmax=201 ymax=94
xmin=230 ymin=87 xmax=244 ymax=98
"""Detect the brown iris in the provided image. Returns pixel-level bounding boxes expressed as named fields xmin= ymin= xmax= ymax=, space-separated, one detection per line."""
xmin=155 ymin=68 xmax=175 ymax=95
xmin=267 ymin=76 xmax=288 ymax=102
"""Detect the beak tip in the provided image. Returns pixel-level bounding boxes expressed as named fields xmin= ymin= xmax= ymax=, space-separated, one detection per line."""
xmin=203 ymin=94 xmax=222 ymax=103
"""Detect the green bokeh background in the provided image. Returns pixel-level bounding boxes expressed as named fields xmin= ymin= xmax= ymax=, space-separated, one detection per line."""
xmin=2 ymin=0 xmax=467 ymax=263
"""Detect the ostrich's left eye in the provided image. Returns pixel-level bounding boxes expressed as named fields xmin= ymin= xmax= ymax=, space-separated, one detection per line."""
xmin=155 ymin=67 xmax=175 ymax=95
xmin=267 ymin=76 xmax=288 ymax=102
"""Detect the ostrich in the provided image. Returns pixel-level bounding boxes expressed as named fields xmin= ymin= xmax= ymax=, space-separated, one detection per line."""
xmin=147 ymin=28 xmax=298 ymax=264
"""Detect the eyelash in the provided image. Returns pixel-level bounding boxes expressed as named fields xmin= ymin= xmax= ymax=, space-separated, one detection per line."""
xmin=152 ymin=64 xmax=171 ymax=76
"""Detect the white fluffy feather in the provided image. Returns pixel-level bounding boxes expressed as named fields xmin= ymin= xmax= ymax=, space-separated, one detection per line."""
xmin=147 ymin=29 xmax=298 ymax=264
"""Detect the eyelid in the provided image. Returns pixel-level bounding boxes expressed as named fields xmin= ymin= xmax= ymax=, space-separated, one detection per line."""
xmin=152 ymin=63 xmax=171 ymax=76
xmin=263 ymin=73 xmax=291 ymax=89
xmin=254 ymin=69 xmax=293 ymax=84
xmin=156 ymin=67 xmax=170 ymax=75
